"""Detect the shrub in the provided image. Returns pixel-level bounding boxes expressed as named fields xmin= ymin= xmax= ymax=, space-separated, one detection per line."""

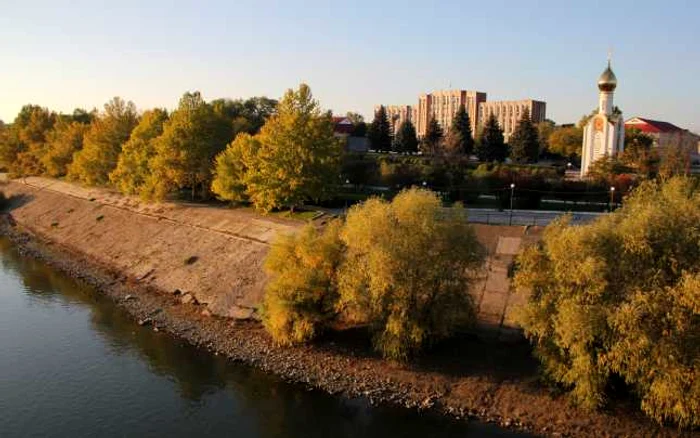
xmin=262 ymin=220 xmax=345 ymax=346
xmin=514 ymin=177 xmax=700 ymax=427
xmin=338 ymin=188 xmax=485 ymax=360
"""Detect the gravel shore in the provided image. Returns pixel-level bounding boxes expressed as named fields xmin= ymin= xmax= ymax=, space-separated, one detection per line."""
xmin=1 ymin=216 xmax=693 ymax=438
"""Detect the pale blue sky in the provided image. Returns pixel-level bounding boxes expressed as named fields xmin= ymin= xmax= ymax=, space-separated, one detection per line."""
xmin=2 ymin=0 xmax=699 ymax=131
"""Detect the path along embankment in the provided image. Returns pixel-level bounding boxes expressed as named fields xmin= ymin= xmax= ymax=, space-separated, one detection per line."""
xmin=0 ymin=177 xmax=687 ymax=438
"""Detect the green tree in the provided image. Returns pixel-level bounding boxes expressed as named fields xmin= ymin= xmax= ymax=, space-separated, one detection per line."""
xmin=536 ymin=119 xmax=555 ymax=155
xmin=514 ymin=177 xmax=700 ymax=427
xmin=445 ymin=104 xmax=474 ymax=155
xmin=42 ymin=120 xmax=88 ymax=177
xmin=211 ymin=84 xmax=342 ymax=212
xmin=548 ymin=126 xmax=583 ymax=158
xmin=67 ymin=97 xmax=138 ymax=185
xmin=367 ymin=105 xmax=392 ymax=152
xmin=509 ymin=109 xmax=539 ymax=163
xmin=262 ymin=220 xmax=345 ymax=345
xmin=338 ymin=189 xmax=485 ymax=360
xmin=421 ymin=117 xmax=443 ymax=155
xmin=145 ymin=92 xmax=230 ymax=200
xmin=109 ymin=108 xmax=168 ymax=195
xmin=475 ymin=114 xmax=507 ymax=162
xmin=210 ymin=133 xmax=259 ymax=203
xmin=621 ymin=128 xmax=656 ymax=176
xmin=393 ymin=120 xmax=418 ymax=153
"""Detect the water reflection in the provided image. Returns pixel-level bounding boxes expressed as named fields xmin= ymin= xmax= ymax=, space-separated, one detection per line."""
xmin=0 ymin=238 xmax=529 ymax=437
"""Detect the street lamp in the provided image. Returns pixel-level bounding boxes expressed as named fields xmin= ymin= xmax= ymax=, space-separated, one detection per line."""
xmin=609 ymin=186 xmax=615 ymax=212
xmin=509 ymin=183 xmax=515 ymax=225
xmin=422 ymin=181 xmax=427 ymax=188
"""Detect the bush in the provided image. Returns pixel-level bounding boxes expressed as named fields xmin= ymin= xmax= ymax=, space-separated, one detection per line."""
xmin=338 ymin=189 xmax=485 ymax=360
xmin=262 ymin=220 xmax=345 ymax=346
xmin=514 ymin=177 xmax=700 ymax=427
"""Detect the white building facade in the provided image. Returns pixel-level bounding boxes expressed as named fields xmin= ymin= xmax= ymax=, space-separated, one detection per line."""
xmin=581 ymin=61 xmax=625 ymax=177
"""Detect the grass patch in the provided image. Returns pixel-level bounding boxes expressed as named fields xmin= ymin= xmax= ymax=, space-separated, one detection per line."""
xmin=271 ymin=209 xmax=320 ymax=221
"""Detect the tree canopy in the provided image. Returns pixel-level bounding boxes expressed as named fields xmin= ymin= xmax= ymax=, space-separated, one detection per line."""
xmin=143 ymin=92 xmax=230 ymax=200
xmin=514 ymin=177 xmax=700 ymax=427
xmin=109 ymin=108 xmax=169 ymax=196
xmin=475 ymin=114 xmax=507 ymax=162
xmin=262 ymin=188 xmax=485 ymax=361
xmin=67 ymin=97 xmax=138 ymax=186
xmin=421 ymin=117 xmax=443 ymax=155
xmin=445 ymin=104 xmax=474 ymax=155
xmin=393 ymin=120 xmax=419 ymax=153
xmin=367 ymin=106 xmax=392 ymax=152
xmin=548 ymin=126 xmax=583 ymax=158
xmin=509 ymin=109 xmax=539 ymax=163
xmin=211 ymin=83 xmax=342 ymax=212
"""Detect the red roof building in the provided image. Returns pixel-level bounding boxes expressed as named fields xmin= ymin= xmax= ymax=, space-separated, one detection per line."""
xmin=625 ymin=117 xmax=699 ymax=154
xmin=332 ymin=116 xmax=354 ymax=135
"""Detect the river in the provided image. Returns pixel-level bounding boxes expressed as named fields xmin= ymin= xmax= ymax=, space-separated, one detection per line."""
xmin=0 ymin=237 xmax=528 ymax=437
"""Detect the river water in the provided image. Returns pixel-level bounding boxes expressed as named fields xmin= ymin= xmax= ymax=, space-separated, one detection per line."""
xmin=0 ymin=237 xmax=527 ymax=437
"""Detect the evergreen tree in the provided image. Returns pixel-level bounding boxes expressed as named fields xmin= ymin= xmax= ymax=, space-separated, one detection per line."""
xmin=445 ymin=104 xmax=474 ymax=155
xmin=509 ymin=108 xmax=539 ymax=163
xmin=421 ymin=117 xmax=443 ymax=155
xmin=367 ymin=106 xmax=392 ymax=152
xmin=476 ymin=114 xmax=507 ymax=162
xmin=393 ymin=120 xmax=418 ymax=153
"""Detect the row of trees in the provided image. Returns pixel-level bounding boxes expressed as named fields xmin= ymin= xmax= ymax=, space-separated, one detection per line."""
xmin=367 ymin=105 xmax=541 ymax=163
xmin=262 ymin=188 xmax=485 ymax=360
xmin=0 ymin=86 xmax=350 ymax=211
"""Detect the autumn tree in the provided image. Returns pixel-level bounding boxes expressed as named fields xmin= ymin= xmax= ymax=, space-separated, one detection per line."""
xmin=338 ymin=189 xmax=485 ymax=360
xmin=509 ymin=108 xmax=539 ymax=163
xmin=548 ymin=126 xmax=583 ymax=158
xmin=211 ymin=83 xmax=342 ymax=212
xmin=421 ymin=117 xmax=443 ymax=155
xmin=536 ymin=119 xmax=555 ymax=155
xmin=67 ymin=97 xmax=138 ymax=185
xmin=0 ymin=105 xmax=56 ymax=176
xmin=144 ymin=92 xmax=230 ymax=200
xmin=475 ymin=114 xmax=507 ymax=162
xmin=367 ymin=105 xmax=392 ymax=152
xmin=621 ymin=128 xmax=656 ymax=176
xmin=392 ymin=120 xmax=418 ymax=153
xmin=263 ymin=220 xmax=345 ymax=345
xmin=514 ymin=177 xmax=700 ymax=427
xmin=109 ymin=108 xmax=169 ymax=195
xmin=42 ymin=120 xmax=88 ymax=177
xmin=445 ymin=104 xmax=474 ymax=155
xmin=210 ymin=133 xmax=258 ymax=203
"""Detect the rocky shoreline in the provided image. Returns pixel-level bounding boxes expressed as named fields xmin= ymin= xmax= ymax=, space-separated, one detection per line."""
xmin=0 ymin=215 xmax=692 ymax=438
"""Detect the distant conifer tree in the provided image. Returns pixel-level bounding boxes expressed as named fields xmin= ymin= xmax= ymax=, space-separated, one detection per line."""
xmin=367 ymin=106 xmax=392 ymax=152
xmin=476 ymin=114 xmax=507 ymax=162
xmin=421 ymin=117 xmax=443 ymax=155
xmin=393 ymin=120 xmax=418 ymax=153
xmin=509 ymin=108 xmax=539 ymax=163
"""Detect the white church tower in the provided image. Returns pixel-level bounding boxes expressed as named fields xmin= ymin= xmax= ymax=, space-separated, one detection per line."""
xmin=580 ymin=59 xmax=625 ymax=177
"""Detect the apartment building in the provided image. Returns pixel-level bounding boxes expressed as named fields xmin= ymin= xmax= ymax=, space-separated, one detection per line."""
xmin=417 ymin=90 xmax=485 ymax=138
xmin=375 ymin=105 xmax=417 ymax=136
xmin=478 ymin=100 xmax=547 ymax=142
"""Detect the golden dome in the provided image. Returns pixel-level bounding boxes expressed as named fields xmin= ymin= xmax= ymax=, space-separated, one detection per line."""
xmin=598 ymin=61 xmax=617 ymax=92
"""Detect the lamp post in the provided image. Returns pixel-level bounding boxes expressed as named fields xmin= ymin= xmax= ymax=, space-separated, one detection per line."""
xmin=509 ymin=183 xmax=515 ymax=225
xmin=609 ymin=186 xmax=615 ymax=212
xmin=422 ymin=181 xmax=427 ymax=188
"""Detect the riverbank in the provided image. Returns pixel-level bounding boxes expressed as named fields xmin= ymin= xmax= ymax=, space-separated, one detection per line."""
xmin=1 ymin=215 xmax=691 ymax=438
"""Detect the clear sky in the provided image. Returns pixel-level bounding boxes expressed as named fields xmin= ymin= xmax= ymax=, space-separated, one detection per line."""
xmin=2 ymin=0 xmax=699 ymax=131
